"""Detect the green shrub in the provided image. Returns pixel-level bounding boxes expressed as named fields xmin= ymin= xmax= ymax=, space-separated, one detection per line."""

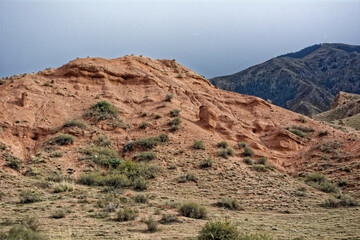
xmin=318 ymin=130 xmax=329 ymax=136
xmin=123 ymin=141 xmax=134 ymax=152
xmin=179 ymin=203 xmax=207 ymax=219
xmin=19 ymin=190 xmax=41 ymax=204
xmin=154 ymin=113 xmax=162 ymax=119
xmin=237 ymin=141 xmax=247 ymax=148
xmin=251 ymin=164 xmax=268 ymax=172
xmin=218 ymin=147 xmax=234 ymax=159
xmin=305 ymin=173 xmax=326 ymax=183
xmin=257 ymin=157 xmax=267 ymax=165
xmin=141 ymin=112 xmax=148 ymax=117
xmin=159 ymin=133 xmax=169 ymax=142
xmin=290 ymin=129 xmax=305 ymax=138
xmin=144 ymin=217 xmax=158 ymax=232
xmin=169 ymin=117 xmax=181 ymax=126
xmin=139 ymin=122 xmax=149 ymax=129
xmin=217 ymin=141 xmax=228 ymax=148
xmin=51 ymin=209 xmax=66 ymax=219
xmin=96 ymin=135 xmax=112 ymax=147
xmin=243 ymin=157 xmax=253 ymax=165
xmin=136 ymin=136 xmax=161 ymax=150
xmin=135 ymin=152 xmax=157 ymax=161
xmin=318 ymin=181 xmax=340 ymax=193
xmin=134 ymin=177 xmax=147 ymax=191
xmin=53 ymin=182 xmax=74 ymax=193
xmin=85 ymin=101 xmax=118 ymax=121
xmin=21 ymin=215 xmax=41 ymax=231
xmin=305 ymin=173 xmax=340 ymax=193
xmin=7 ymin=225 xmax=44 ymax=240
xmin=49 ymin=151 xmax=63 ymax=158
xmin=218 ymin=197 xmax=242 ymax=210
xmin=46 ymin=134 xmax=75 ymax=146
xmin=194 ymin=140 xmax=205 ymax=150
xmin=165 ymin=93 xmax=173 ymax=102
xmin=81 ymin=146 xmax=122 ymax=168
xmin=186 ymin=173 xmax=197 ymax=182
xmin=298 ymin=115 xmax=306 ymax=123
xmin=242 ymin=146 xmax=254 ymax=157
xmin=133 ymin=194 xmax=148 ymax=203
xmin=170 ymin=109 xmax=181 ymax=117
xmin=116 ymin=208 xmax=138 ymax=222
xmin=62 ymin=119 xmax=86 ymax=129
xmin=198 ymin=220 xmax=239 ymax=240
xmin=170 ymin=125 xmax=179 ymax=132
xmin=200 ymin=158 xmax=214 ymax=168
xmin=160 ymin=214 xmax=179 ymax=224
xmin=3 ymin=153 xmax=22 ymax=171
xmin=322 ymin=194 xmax=359 ymax=208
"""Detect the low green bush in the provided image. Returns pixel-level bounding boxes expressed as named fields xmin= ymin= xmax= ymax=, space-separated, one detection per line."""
xmin=218 ymin=147 xmax=234 ymax=159
xmin=19 ymin=190 xmax=41 ymax=204
xmin=133 ymin=194 xmax=148 ymax=203
xmin=135 ymin=151 xmax=157 ymax=161
xmin=217 ymin=141 xmax=228 ymax=148
xmin=51 ymin=209 xmax=66 ymax=219
xmin=170 ymin=109 xmax=181 ymax=117
xmin=62 ymin=119 xmax=86 ymax=129
xmin=116 ymin=208 xmax=138 ymax=222
xmin=200 ymin=158 xmax=214 ymax=168
xmin=3 ymin=153 xmax=22 ymax=171
xmin=179 ymin=203 xmax=207 ymax=219
xmin=242 ymin=146 xmax=254 ymax=157
xmin=165 ymin=93 xmax=173 ymax=102
xmin=85 ymin=101 xmax=118 ymax=121
xmin=144 ymin=217 xmax=158 ymax=232
xmin=198 ymin=220 xmax=239 ymax=240
xmin=318 ymin=130 xmax=329 ymax=136
xmin=160 ymin=214 xmax=179 ymax=224
xmin=81 ymin=146 xmax=122 ymax=168
xmin=251 ymin=164 xmax=268 ymax=172
xmin=7 ymin=225 xmax=45 ymax=240
xmin=53 ymin=182 xmax=74 ymax=193
xmin=256 ymin=157 xmax=267 ymax=165
xmin=243 ymin=157 xmax=253 ymax=165
xmin=46 ymin=134 xmax=75 ymax=146
xmin=218 ymin=197 xmax=242 ymax=210
xmin=139 ymin=122 xmax=149 ymax=129
xmin=194 ymin=140 xmax=205 ymax=150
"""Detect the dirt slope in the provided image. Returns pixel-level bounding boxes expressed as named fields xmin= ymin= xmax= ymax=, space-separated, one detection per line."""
xmin=0 ymin=56 xmax=359 ymax=239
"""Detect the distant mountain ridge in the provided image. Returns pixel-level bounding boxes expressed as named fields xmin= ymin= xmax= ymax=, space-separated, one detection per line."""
xmin=211 ymin=43 xmax=360 ymax=116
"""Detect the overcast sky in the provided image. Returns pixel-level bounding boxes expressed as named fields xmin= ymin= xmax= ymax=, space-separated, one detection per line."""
xmin=1 ymin=0 xmax=359 ymax=78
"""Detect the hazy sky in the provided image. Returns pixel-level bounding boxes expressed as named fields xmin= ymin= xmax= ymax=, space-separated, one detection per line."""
xmin=1 ymin=0 xmax=360 ymax=78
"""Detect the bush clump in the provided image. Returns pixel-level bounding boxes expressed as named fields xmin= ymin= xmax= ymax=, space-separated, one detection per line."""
xmin=318 ymin=130 xmax=329 ymax=136
xmin=116 ymin=208 xmax=138 ymax=222
xmin=124 ymin=134 xmax=169 ymax=153
xmin=179 ymin=203 xmax=207 ymax=219
xmin=132 ymin=194 xmax=148 ymax=203
xmin=251 ymin=164 xmax=268 ymax=172
xmin=170 ymin=109 xmax=181 ymax=117
xmin=198 ymin=220 xmax=239 ymax=240
xmin=165 ymin=93 xmax=173 ymax=102
xmin=218 ymin=147 xmax=234 ymax=159
xmin=200 ymin=158 xmax=214 ymax=168
xmin=160 ymin=214 xmax=179 ymax=224
xmin=242 ymin=146 xmax=254 ymax=157
xmin=243 ymin=157 xmax=253 ymax=165
xmin=322 ymin=194 xmax=359 ymax=208
xmin=134 ymin=151 xmax=157 ymax=161
xmin=305 ymin=173 xmax=340 ymax=194
xmin=62 ymin=119 xmax=86 ymax=129
xmin=53 ymin=182 xmax=74 ymax=193
xmin=51 ymin=209 xmax=66 ymax=219
xmin=3 ymin=153 xmax=22 ymax=171
xmin=168 ymin=117 xmax=181 ymax=132
xmin=139 ymin=122 xmax=149 ymax=129
xmin=194 ymin=140 xmax=205 ymax=150
xmin=144 ymin=217 xmax=158 ymax=232
xmin=256 ymin=157 xmax=267 ymax=165
xmin=6 ymin=225 xmax=45 ymax=240
xmin=217 ymin=141 xmax=228 ymax=148
xmin=218 ymin=197 xmax=242 ymax=210
xmin=19 ymin=190 xmax=41 ymax=204
xmin=46 ymin=134 xmax=75 ymax=146
xmin=85 ymin=101 xmax=118 ymax=121
xmin=81 ymin=146 xmax=122 ymax=168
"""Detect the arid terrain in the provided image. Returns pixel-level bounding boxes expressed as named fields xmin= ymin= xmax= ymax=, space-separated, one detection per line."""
xmin=0 ymin=56 xmax=359 ymax=239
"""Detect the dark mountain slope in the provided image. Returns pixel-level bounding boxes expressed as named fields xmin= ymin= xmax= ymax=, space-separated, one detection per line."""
xmin=211 ymin=43 xmax=360 ymax=116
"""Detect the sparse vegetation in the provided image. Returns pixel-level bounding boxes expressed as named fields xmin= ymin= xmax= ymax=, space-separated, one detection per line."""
xmin=62 ymin=119 xmax=86 ymax=129
xmin=218 ymin=197 xmax=242 ymax=210
xmin=217 ymin=141 xmax=228 ymax=148
xmin=194 ymin=140 xmax=205 ymax=150
xmin=80 ymin=146 xmax=122 ymax=168
xmin=53 ymin=182 xmax=74 ymax=193
xmin=198 ymin=220 xmax=239 ymax=240
xmin=46 ymin=134 xmax=75 ymax=146
xmin=170 ymin=109 xmax=181 ymax=117
xmin=144 ymin=217 xmax=158 ymax=232
xmin=169 ymin=117 xmax=181 ymax=132
xmin=243 ymin=157 xmax=253 ymax=165
xmin=218 ymin=147 xmax=234 ymax=159
xmin=200 ymin=158 xmax=214 ymax=168
xmin=133 ymin=194 xmax=148 ymax=203
xmin=139 ymin=121 xmax=149 ymax=129
xmin=154 ymin=113 xmax=162 ymax=119
xmin=51 ymin=209 xmax=66 ymax=219
xmin=49 ymin=151 xmax=63 ymax=158
xmin=85 ymin=100 xmax=118 ymax=121
xmin=322 ymin=194 xmax=359 ymax=208
xmin=19 ymin=190 xmax=41 ymax=204
xmin=256 ymin=157 xmax=267 ymax=165
xmin=160 ymin=214 xmax=179 ymax=224
xmin=179 ymin=203 xmax=207 ymax=219
xmin=242 ymin=146 xmax=254 ymax=157
xmin=6 ymin=225 xmax=45 ymax=240
xmin=3 ymin=153 xmax=22 ymax=171
xmin=165 ymin=93 xmax=173 ymax=102
xmin=305 ymin=173 xmax=340 ymax=193
xmin=318 ymin=130 xmax=329 ymax=136
xmin=134 ymin=151 xmax=157 ymax=161
xmin=251 ymin=164 xmax=269 ymax=172
xmin=116 ymin=208 xmax=138 ymax=222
